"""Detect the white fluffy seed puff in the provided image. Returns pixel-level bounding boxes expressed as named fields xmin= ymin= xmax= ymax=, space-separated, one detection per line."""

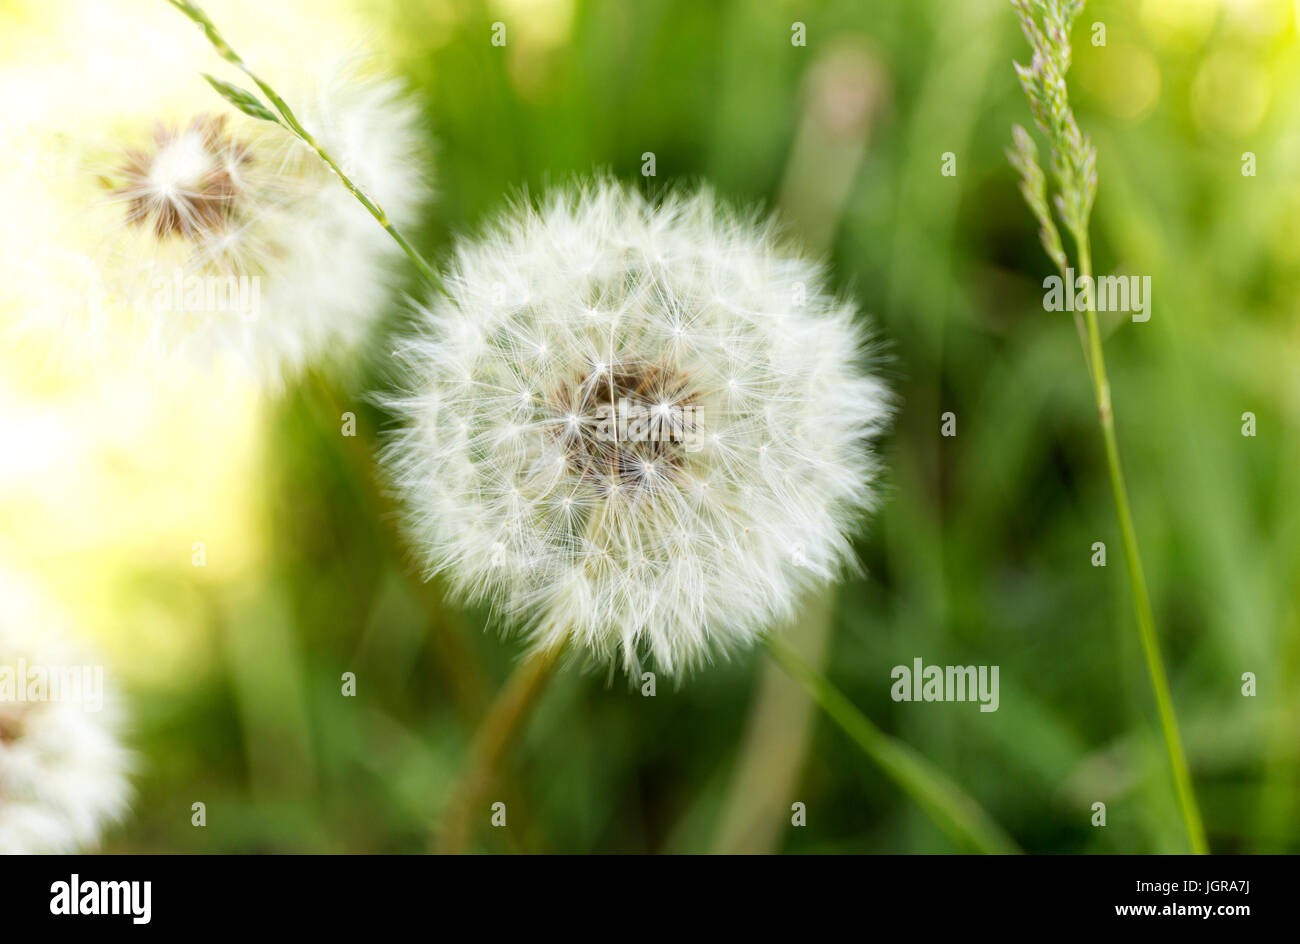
xmin=0 ymin=0 xmax=426 ymax=386
xmin=0 ymin=567 xmax=131 ymax=854
xmin=385 ymin=181 xmax=892 ymax=678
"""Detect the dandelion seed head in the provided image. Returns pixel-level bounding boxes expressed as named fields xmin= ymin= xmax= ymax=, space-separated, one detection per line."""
xmin=0 ymin=567 xmax=131 ymax=854
xmin=0 ymin=0 xmax=428 ymax=388
xmin=384 ymin=180 xmax=891 ymax=677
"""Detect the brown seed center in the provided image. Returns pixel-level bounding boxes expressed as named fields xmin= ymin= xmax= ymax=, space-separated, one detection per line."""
xmin=0 ymin=701 xmax=29 ymax=745
xmin=549 ymin=361 xmax=698 ymax=492
xmin=113 ymin=113 xmax=252 ymax=242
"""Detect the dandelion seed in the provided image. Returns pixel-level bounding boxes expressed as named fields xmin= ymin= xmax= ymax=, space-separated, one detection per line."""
xmin=384 ymin=180 xmax=891 ymax=678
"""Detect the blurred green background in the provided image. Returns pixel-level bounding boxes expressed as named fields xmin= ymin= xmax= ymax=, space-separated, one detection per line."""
xmin=6 ymin=0 xmax=1298 ymax=853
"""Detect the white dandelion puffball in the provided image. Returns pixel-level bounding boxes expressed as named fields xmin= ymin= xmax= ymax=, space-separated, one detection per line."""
xmin=385 ymin=181 xmax=892 ymax=677
xmin=0 ymin=0 xmax=427 ymax=386
xmin=0 ymin=568 xmax=131 ymax=854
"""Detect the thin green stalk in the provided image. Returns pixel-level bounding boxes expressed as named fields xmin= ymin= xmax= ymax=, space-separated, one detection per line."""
xmin=436 ymin=641 xmax=566 ymax=853
xmin=1009 ymin=0 xmax=1206 ymax=856
xmin=1075 ymin=236 xmax=1208 ymax=855
xmin=765 ymin=635 xmax=1020 ymax=854
xmin=164 ymin=0 xmax=443 ymax=292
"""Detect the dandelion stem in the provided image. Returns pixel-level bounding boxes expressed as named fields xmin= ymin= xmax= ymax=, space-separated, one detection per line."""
xmin=765 ymin=635 xmax=1020 ymax=854
xmin=436 ymin=641 xmax=566 ymax=853
xmin=164 ymin=0 xmax=443 ymax=292
xmin=1075 ymin=235 xmax=1209 ymax=855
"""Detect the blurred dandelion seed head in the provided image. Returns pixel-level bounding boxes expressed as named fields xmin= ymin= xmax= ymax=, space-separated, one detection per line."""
xmin=0 ymin=0 xmax=428 ymax=387
xmin=0 ymin=567 xmax=131 ymax=855
xmin=384 ymin=180 xmax=891 ymax=678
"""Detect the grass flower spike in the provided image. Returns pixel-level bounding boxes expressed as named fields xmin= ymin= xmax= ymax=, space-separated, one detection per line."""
xmin=385 ymin=180 xmax=891 ymax=678
xmin=1006 ymin=0 xmax=1207 ymax=854
xmin=0 ymin=567 xmax=131 ymax=854
xmin=0 ymin=0 xmax=426 ymax=386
